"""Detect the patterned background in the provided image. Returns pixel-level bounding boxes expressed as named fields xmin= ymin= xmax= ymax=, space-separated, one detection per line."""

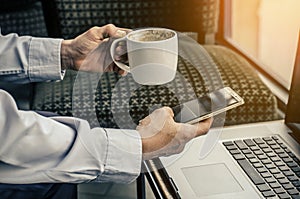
xmin=0 ymin=0 xmax=280 ymax=129
xmin=32 ymin=37 xmax=280 ymax=128
xmin=53 ymin=0 xmax=219 ymax=44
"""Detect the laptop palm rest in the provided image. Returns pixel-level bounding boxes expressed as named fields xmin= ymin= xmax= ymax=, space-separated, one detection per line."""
xmin=181 ymin=163 xmax=243 ymax=197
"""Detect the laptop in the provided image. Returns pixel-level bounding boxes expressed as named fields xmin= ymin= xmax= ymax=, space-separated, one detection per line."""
xmin=156 ymin=34 xmax=300 ymax=199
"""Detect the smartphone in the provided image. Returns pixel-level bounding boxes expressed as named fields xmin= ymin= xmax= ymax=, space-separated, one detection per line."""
xmin=172 ymin=87 xmax=244 ymax=124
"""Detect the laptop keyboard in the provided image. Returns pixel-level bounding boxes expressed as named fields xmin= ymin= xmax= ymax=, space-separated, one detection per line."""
xmin=223 ymin=136 xmax=300 ymax=199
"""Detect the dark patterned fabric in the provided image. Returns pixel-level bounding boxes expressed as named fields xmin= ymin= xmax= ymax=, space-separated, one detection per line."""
xmin=0 ymin=1 xmax=48 ymax=37
xmin=203 ymin=45 xmax=280 ymax=125
xmin=32 ymin=43 xmax=280 ymax=128
xmin=0 ymin=0 xmax=39 ymax=12
xmin=52 ymin=0 xmax=219 ymax=44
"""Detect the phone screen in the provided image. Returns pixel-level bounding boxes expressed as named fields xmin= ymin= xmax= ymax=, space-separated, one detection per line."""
xmin=173 ymin=88 xmax=241 ymax=123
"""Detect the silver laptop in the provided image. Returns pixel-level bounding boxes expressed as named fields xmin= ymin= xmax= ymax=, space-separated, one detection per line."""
xmin=159 ymin=36 xmax=300 ymax=199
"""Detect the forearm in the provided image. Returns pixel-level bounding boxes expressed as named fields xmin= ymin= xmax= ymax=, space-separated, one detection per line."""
xmin=0 ymin=90 xmax=142 ymax=184
xmin=60 ymin=39 xmax=75 ymax=71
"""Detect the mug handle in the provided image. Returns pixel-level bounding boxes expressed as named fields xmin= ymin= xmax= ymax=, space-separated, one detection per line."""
xmin=110 ymin=37 xmax=130 ymax=72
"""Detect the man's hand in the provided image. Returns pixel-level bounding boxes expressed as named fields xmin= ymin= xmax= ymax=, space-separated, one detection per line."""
xmin=61 ymin=24 xmax=128 ymax=75
xmin=137 ymin=107 xmax=213 ymax=160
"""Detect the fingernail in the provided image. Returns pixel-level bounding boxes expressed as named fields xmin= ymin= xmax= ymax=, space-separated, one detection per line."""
xmin=116 ymin=30 xmax=126 ymax=37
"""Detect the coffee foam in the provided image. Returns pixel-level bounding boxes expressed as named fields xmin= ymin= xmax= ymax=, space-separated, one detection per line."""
xmin=129 ymin=29 xmax=175 ymax=42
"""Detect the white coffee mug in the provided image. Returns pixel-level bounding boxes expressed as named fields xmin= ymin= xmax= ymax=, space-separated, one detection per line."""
xmin=110 ymin=28 xmax=178 ymax=85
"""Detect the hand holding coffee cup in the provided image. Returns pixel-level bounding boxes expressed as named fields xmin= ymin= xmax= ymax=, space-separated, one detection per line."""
xmin=110 ymin=28 xmax=178 ymax=85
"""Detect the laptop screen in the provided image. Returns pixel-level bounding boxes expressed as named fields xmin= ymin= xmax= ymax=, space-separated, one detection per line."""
xmin=285 ymin=32 xmax=300 ymax=132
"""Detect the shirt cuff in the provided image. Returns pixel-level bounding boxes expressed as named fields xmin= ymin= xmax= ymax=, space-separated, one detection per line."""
xmin=99 ymin=128 xmax=142 ymax=184
xmin=43 ymin=118 xmax=142 ymax=184
xmin=28 ymin=37 xmax=65 ymax=82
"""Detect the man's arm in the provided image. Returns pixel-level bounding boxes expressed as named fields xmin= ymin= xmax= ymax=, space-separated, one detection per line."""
xmin=0 ymin=89 xmax=142 ymax=184
xmin=0 ymin=25 xmax=142 ymax=184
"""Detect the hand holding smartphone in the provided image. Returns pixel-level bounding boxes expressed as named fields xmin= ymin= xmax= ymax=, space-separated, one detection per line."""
xmin=172 ymin=87 xmax=244 ymax=124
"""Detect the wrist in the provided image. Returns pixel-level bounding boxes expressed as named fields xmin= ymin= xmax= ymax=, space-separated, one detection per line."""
xmin=61 ymin=39 xmax=75 ymax=70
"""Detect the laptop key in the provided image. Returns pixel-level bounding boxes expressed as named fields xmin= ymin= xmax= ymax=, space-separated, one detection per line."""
xmin=223 ymin=141 xmax=234 ymax=146
xmin=266 ymin=163 xmax=276 ymax=169
xmin=259 ymin=143 xmax=269 ymax=149
xmin=258 ymin=154 xmax=268 ymax=160
xmin=257 ymin=184 xmax=271 ymax=192
xmin=292 ymin=167 xmax=300 ymax=173
xmin=271 ymin=156 xmax=282 ymax=162
xmin=293 ymin=158 xmax=300 ymax=164
xmin=270 ymin=168 xmax=281 ymax=174
xmin=292 ymin=195 xmax=300 ymax=199
xmin=263 ymin=137 xmax=273 ymax=142
xmin=254 ymin=150 xmax=264 ymax=155
xmin=253 ymin=163 xmax=264 ymax=168
xmin=292 ymin=180 xmax=300 ymax=187
xmin=262 ymin=159 xmax=273 ymax=165
xmin=274 ymin=187 xmax=286 ymax=194
xmin=274 ymin=149 xmax=285 ymax=154
xmin=246 ymin=153 xmax=256 ymax=159
xmin=226 ymin=145 xmax=238 ymax=150
xmin=269 ymin=182 xmax=281 ymax=189
xmin=261 ymin=172 xmax=272 ymax=178
xmin=278 ymin=178 xmax=290 ymax=184
xmin=262 ymin=190 xmax=276 ymax=197
xmin=287 ymin=162 xmax=298 ymax=168
xmin=267 ymin=152 xmax=277 ymax=157
xmin=233 ymin=154 xmax=245 ymax=160
xmin=274 ymin=173 xmax=286 ymax=179
xmin=244 ymin=139 xmax=256 ymax=147
xmin=265 ymin=177 xmax=277 ymax=183
xmin=237 ymin=159 xmax=265 ymax=185
xmin=284 ymin=158 xmax=295 ymax=163
xmin=229 ymin=149 xmax=241 ymax=155
xmin=272 ymin=136 xmax=279 ymax=141
xmin=250 ymin=146 xmax=260 ymax=151
xmin=275 ymin=161 xmax=286 ymax=167
xmin=266 ymin=140 xmax=277 ymax=145
xmin=287 ymin=175 xmax=299 ymax=181
xmin=287 ymin=188 xmax=299 ymax=195
xmin=254 ymin=138 xmax=265 ymax=145
xmin=263 ymin=147 xmax=273 ymax=153
xmin=278 ymin=193 xmax=292 ymax=199
xmin=284 ymin=170 xmax=295 ymax=176
xmin=258 ymin=167 xmax=268 ymax=173
xmin=279 ymin=153 xmax=290 ymax=159
xmin=234 ymin=140 xmax=248 ymax=150
xmin=242 ymin=149 xmax=252 ymax=154
xmin=249 ymin=158 xmax=260 ymax=164
xmin=279 ymin=166 xmax=291 ymax=171
xmin=283 ymin=183 xmax=294 ymax=190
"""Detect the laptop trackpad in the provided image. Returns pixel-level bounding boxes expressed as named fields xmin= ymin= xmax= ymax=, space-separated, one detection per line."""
xmin=182 ymin=163 xmax=243 ymax=197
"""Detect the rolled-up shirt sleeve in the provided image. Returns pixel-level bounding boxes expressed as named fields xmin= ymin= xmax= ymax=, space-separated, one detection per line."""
xmin=0 ymin=32 xmax=64 ymax=83
xmin=0 ymin=90 xmax=142 ymax=184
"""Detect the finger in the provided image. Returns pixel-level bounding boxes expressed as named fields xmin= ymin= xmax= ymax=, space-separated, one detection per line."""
xmin=102 ymin=24 xmax=118 ymax=38
xmin=193 ymin=117 xmax=214 ymax=137
xmin=111 ymin=64 xmax=128 ymax=76
xmin=103 ymin=24 xmax=130 ymax=38
xmin=119 ymin=70 xmax=128 ymax=76
xmin=162 ymin=106 xmax=175 ymax=118
xmin=138 ymin=116 xmax=151 ymax=126
xmin=115 ymin=29 xmax=127 ymax=38
xmin=92 ymin=24 xmax=118 ymax=40
xmin=115 ymin=44 xmax=126 ymax=56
